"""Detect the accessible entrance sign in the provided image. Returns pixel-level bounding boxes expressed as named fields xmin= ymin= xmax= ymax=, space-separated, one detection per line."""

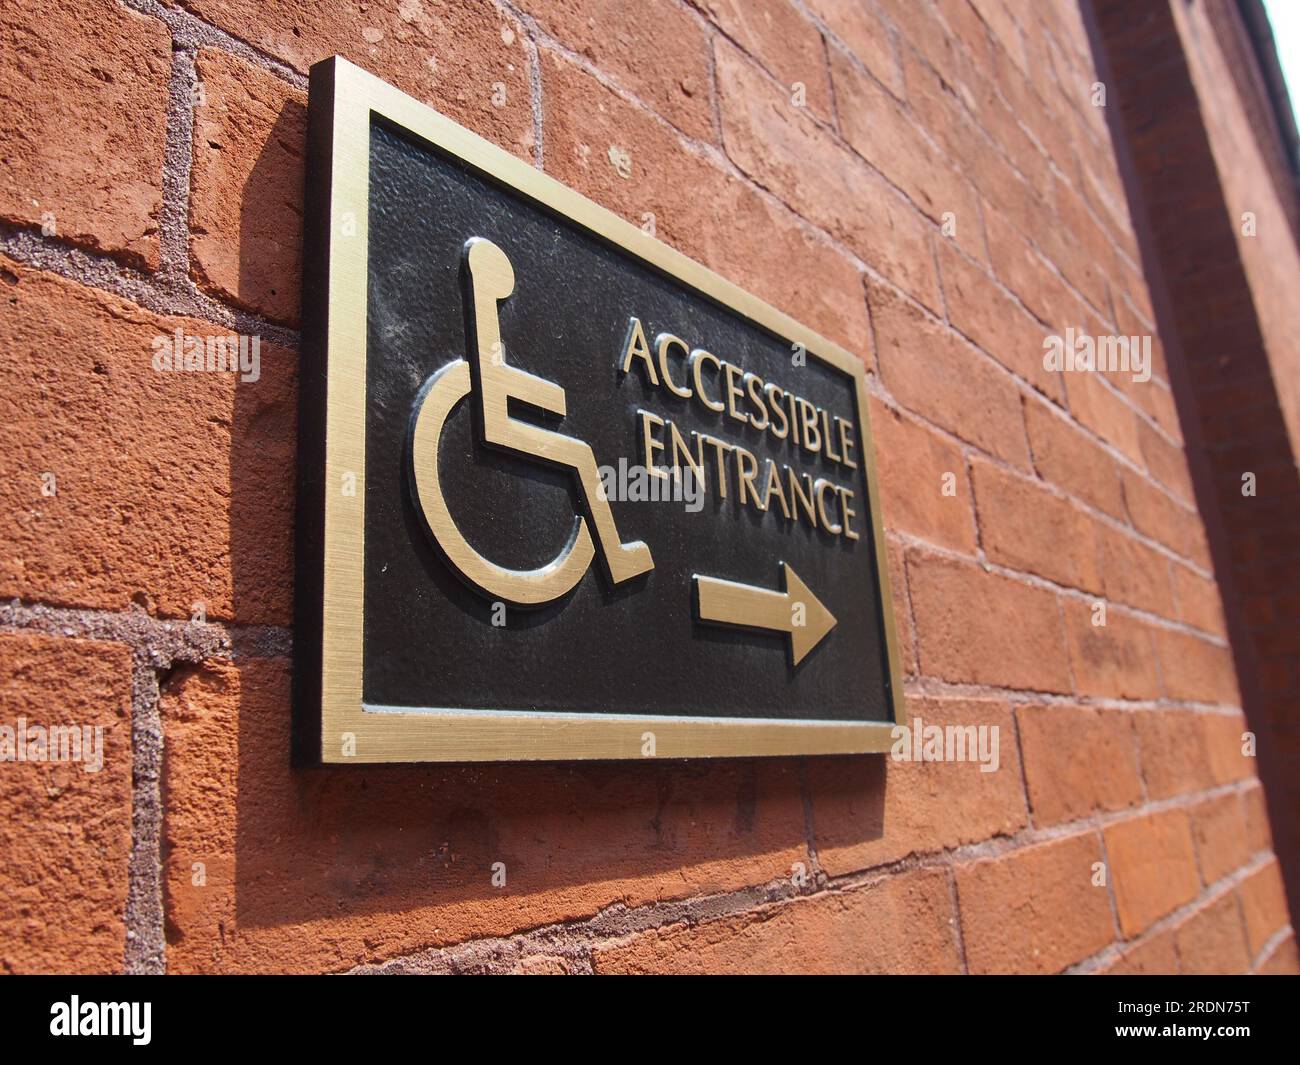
xmin=294 ymin=57 xmax=904 ymax=764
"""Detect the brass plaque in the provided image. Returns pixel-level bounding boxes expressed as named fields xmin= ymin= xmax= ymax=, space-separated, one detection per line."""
xmin=294 ymin=57 xmax=904 ymax=764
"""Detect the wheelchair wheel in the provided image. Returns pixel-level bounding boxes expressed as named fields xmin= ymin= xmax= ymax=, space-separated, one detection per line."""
xmin=408 ymin=359 xmax=596 ymax=607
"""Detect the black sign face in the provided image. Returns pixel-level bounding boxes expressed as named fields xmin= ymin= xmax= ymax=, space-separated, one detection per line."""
xmin=294 ymin=58 xmax=903 ymax=764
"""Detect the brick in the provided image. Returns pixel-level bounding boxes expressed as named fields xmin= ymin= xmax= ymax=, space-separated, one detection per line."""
xmin=1121 ymin=468 xmax=1211 ymax=568
xmin=697 ymin=0 xmax=834 ymax=123
xmin=933 ymin=0 xmax=999 ymax=84
xmin=1174 ymin=891 xmax=1251 ymax=974
xmin=161 ymin=658 xmax=811 ymax=973
xmin=525 ymin=0 xmax=712 ymax=140
xmin=0 ymin=633 xmax=133 ymax=973
xmin=1238 ymin=860 xmax=1290 ymax=958
xmin=1062 ymin=598 xmax=1162 ymax=700
xmin=907 ymin=548 xmax=1071 ymax=692
xmin=191 ymin=51 xmax=306 ymax=326
xmin=1024 ymin=397 xmax=1125 ymax=519
xmin=947 ymin=40 xmax=1053 ymax=202
xmin=1153 ymin=628 xmax=1240 ymax=706
xmin=1243 ymin=783 xmax=1273 ymax=854
xmin=1200 ymin=711 xmax=1255 ymax=785
xmin=592 ymin=868 xmax=961 ymax=973
xmin=1190 ymin=793 xmax=1251 ymax=885
xmin=901 ymin=46 xmax=1041 ymax=238
xmin=181 ymin=0 xmax=533 ymax=158
xmin=0 ymin=258 xmax=296 ymax=623
xmin=1135 ymin=710 xmax=1217 ymax=800
xmin=808 ymin=696 xmax=1026 ymax=875
xmin=804 ymin=0 xmax=900 ymax=95
xmin=1105 ymin=808 xmax=1201 ymax=936
xmin=885 ymin=0 xmax=978 ymax=92
xmin=937 ymin=242 xmax=1063 ymax=400
xmin=957 ymin=832 xmax=1113 ymax=973
xmin=830 ymin=46 xmax=979 ymax=233
xmin=885 ymin=535 xmax=916 ymax=672
xmin=0 ymin=0 xmax=170 ymax=268
xmin=1064 ymin=370 xmax=1143 ymax=468
xmin=1104 ymin=928 xmax=1179 ymax=974
xmin=968 ymin=0 xmax=1028 ymax=74
xmin=1000 ymin=44 xmax=1079 ymax=182
xmin=1016 ymin=704 xmax=1142 ymax=825
xmin=1041 ymin=172 xmax=1114 ymax=314
xmin=1119 ymin=376 xmax=1181 ymax=443
xmin=1172 ymin=561 xmax=1227 ymax=637
xmin=716 ymin=40 xmax=939 ymax=311
xmin=1097 ymin=524 xmax=1177 ymax=620
xmin=1256 ymin=933 xmax=1300 ymax=974
xmin=971 ymin=458 xmax=1102 ymax=592
xmin=1138 ymin=418 xmax=1196 ymax=504
xmin=540 ymin=50 xmax=870 ymax=356
xmin=869 ymin=397 xmax=976 ymax=553
xmin=1139 ymin=709 xmax=1252 ymax=795
xmin=869 ymin=280 xmax=1030 ymax=467
xmin=985 ymin=210 xmax=1077 ymax=331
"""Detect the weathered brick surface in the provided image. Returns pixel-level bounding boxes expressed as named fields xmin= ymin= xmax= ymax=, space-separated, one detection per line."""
xmin=0 ymin=258 xmax=296 ymax=624
xmin=1190 ymin=793 xmax=1252 ymax=885
xmin=1153 ymin=629 xmax=1240 ymax=706
xmin=830 ymin=46 xmax=979 ymax=233
xmin=1016 ymin=704 xmax=1142 ymax=826
xmin=806 ymin=0 xmax=899 ymax=96
xmin=885 ymin=536 xmax=916 ymax=673
xmin=1105 ymin=809 xmax=1202 ymax=937
xmin=1061 ymin=599 xmax=1162 ymax=701
xmin=1243 ymin=783 xmax=1274 ymax=854
xmin=869 ymin=279 xmax=1031 ymax=467
xmin=1103 ymin=927 xmax=1179 ymax=974
xmin=591 ymin=868 xmax=961 ymax=974
xmin=1121 ymin=466 xmax=1211 ymax=567
xmin=971 ymin=458 xmax=1102 ymax=592
xmin=1096 ymin=524 xmax=1177 ymax=620
xmin=161 ymin=658 xmax=811 ymax=972
xmin=1256 ymin=933 xmax=1300 ymax=974
xmin=0 ymin=633 xmax=133 ymax=973
xmin=716 ymin=40 xmax=939 ymax=311
xmin=1174 ymin=890 xmax=1251 ymax=975
xmin=0 ymin=0 xmax=171 ymax=268
xmin=694 ymin=0 xmax=834 ymax=124
xmin=907 ymin=549 xmax=1071 ymax=692
xmin=1171 ymin=562 xmax=1228 ymax=637
xmin=0 ymin=0 xmax=1289 ymax=977
xmin=191 ymin=51 xmax=306 ymax=325
xmin=1135 ymin=710 xmax=1254 ymax=801
xmin=181 ymin=0 xmax=534 ymax=158
xmin=956 ymin=832 xmax=1113 ymax=974
xmin=1237 ymin=858 xmax=1289 ymax=959
xmin=869 ymin=397 xmax=976 ymax=553
xmin=1065 ymin=371 xmax=1143 ymax=471
xmin=539 ymin=48 xmax=870 ymax=356
xmin=1025 ymin=397 xmax=1125 ymax=520
xmin=808 ymin=696 xmax=1026 ymax=875
xmin=525 ymin=0 xmax=713 ymax=140
xmin=938 ymin=242 xmax=1063 ymax=400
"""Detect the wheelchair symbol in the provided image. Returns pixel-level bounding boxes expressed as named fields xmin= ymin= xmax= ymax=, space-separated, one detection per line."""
xmin=409 ymin=238 xmax=655 ymax=607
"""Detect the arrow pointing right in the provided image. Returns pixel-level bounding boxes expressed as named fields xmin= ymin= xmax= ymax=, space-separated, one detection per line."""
xmin=694 ymin=563 xmax=837 ymax=667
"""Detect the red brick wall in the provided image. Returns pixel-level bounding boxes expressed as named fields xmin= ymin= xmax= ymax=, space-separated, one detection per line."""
xmin=0 ymin=0 xmax=1293 ymax=974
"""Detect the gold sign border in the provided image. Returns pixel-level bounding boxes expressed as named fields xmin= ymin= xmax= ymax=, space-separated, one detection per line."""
xmin=310 ymin=56 xmax=907 ymax=763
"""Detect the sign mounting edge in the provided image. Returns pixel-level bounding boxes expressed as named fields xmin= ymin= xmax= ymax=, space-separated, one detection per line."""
xmin=292 ymin=55 xmax=907 ymax=765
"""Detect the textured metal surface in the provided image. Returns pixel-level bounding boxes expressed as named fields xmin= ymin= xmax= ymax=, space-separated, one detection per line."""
xmin=360 ymin=120 xmax=891 ymax=724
